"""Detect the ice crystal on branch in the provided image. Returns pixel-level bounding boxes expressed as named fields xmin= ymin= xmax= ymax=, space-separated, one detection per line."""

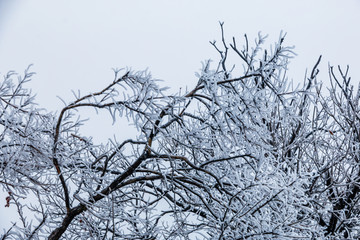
xmin=1 ymin=26 xmax=359 ymax=239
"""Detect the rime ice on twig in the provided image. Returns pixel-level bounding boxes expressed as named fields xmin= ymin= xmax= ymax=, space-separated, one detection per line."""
xmin=1 ymin=27 xmax=359 ymax=239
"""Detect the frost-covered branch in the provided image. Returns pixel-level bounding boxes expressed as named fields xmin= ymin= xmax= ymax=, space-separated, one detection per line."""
xmin=1 ymin=26 xmax=359 ymax=239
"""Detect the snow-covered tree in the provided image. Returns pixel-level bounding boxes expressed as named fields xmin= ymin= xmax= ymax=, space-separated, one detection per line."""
xmin=1 ymin=25 xmax=358 ymax=239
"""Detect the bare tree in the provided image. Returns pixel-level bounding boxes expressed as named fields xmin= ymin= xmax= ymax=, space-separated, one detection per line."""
xmin=303 ymin=64 xmax=360 ymax=239
xmin=0 ymin=25 xmax=358 ymax=239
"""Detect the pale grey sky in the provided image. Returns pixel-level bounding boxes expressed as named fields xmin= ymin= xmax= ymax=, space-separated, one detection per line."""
xmin=0 ymin=0 xmax=359 ymax=231
xmin=1 ymin=0 xmax=359 ymax=110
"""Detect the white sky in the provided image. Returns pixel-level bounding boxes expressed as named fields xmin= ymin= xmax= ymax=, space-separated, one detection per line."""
xmin=0 ymin=0 xmax=359 ymax=231
xmin=1 ymin=0 xmax=359 ymax=109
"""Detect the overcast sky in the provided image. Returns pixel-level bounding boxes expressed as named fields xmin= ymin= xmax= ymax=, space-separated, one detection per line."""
xmin=1 ymin=0 xmax=359 ymax=110
xmin=0 ymin=0 xmax=360 ymax=231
